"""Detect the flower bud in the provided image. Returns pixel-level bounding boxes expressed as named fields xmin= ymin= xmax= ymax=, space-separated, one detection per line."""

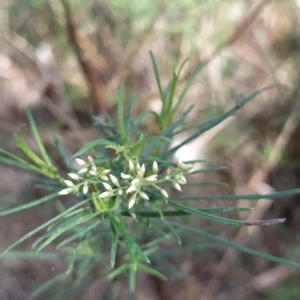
xmin=152 ymin=161 xmax=158 ymax=174
xmin=159 ymin=189 xmax=169 ymax=198
xmin=139 ymin=191 xmax=149 ymax=200
xmin=75 ymin=158 xmax=86 ymax=166
xmin=68 ymin=173 xmax=80 ymax=180
xmin=109 ymin=174 xmax=120 ymax=187
xmin=128 ymin=196 xmax=136 ymax=209
xmin=129 ymin=160 xmax=135 ymax=172
xmin=103 ymin=182 xmax=112 ymax=191
xmin=82 ymin=183 xmax=89 ymax=195
xmin=173 ymin=182 xmax=182 ymax=191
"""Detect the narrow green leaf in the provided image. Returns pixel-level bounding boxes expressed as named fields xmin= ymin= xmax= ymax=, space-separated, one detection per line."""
xmin=122 ymin=207 xmax=252 ymax=218
xmin=0 ymin=192 xmax=59 ymax=216
xmin=154 ymin=243 xmax=220 ymax=260
xmin=0 ymin=200 xmax=89 ymax=258
xmin=107 ymin=263 xmax=129 ymax=280
xmin=163 ymin=71 xmax=178 ymax=127
xmin=135 ymin=110 xmax=161 ymax=126
xmin=163 ymin=220 xmax=181 ymax=245
xmin=110 ymin=221 xmax=118 ymax=268
xmin=137 ymin=263 xmax=167 ymax=280
xmin=14 ymin=131 xmax=46 ymax=167
xmin=36 ymin=211 xmax=101 ymax=252
xmin=56 ymin=220 xmax=101 ymax=249
xmin=0 ymin=156 xmax=44 ymax=174
xmin=167 ymin=86 xmax=275 ymax=156
xmin=0 ymin=147 xmax=35 ymax=166
xmin=110 ymin=216 xmax=150 ymax=263
xmin=146 ymin=136 xmax=171 ymax=143
xmin=26 ymin=108 xmax=52 ymax=166
xmin=129 ymin=266 xmax=136 ymax=294
xmin=185 ymin=181 xmax=227 ymax=187
xmin=191 ymin=166 xmax=227 ymax=174
xmin=117 ymin=84 xmax=127 ymax=145
xmin=73 ymin=139 xmax=117 ymax=157
xmin=125 ymin=94 xmax=135 ymax=142
xmin=53 ymin=135 xmax=72 ymax=172
xmin=168 ymin=200 xmax=244 ymax=226
xmin=32 ymin=211 xmax=89 ymax=249
xmin=149 ymin=51 xmax=164 ymax=104
xmin=172 ymin=222 xmax=300 ymax=268
xmin=4 ymin=251 xmax=61 ymax=260
xmin=161 ymin=105 xmax=194 ymax=137
xmin=130 ymin=134 xmax=144 ymax=155
xmin=32 ymin=273 xmax=67 ymax=297
xmin=173 ymin=61 xmax=210 ymax=114
xmin=173 ymin=117 xmax=218 ymax=135
xmin=173 ymin=188 xmax=300 ymax=201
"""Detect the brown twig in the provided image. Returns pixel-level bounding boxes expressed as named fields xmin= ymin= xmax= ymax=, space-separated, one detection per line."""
xmin=61 ymin=0 xmax=105 ymax=115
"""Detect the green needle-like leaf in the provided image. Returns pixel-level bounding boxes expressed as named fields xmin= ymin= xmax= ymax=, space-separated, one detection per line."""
xmin=166 ymin=86 xmax=275 ymax=156
xmin=149 ymin=51 xmax=164 ymax=104
xmin=110 ymin=222 xmax=118 ymax=268
xmin=36 ymin=211 xmax=102 ymax=252
xmin=73 ymin=139 xmax=117 ymax=157
xmin=173 ymin=60 xmax=210 ymax=114
xmin=173 ymin=188 xmax=300 ymax=201
xmin=117 ymin=84 xmax=128 ymax=145
xmin=0 ymin=192 xmax=59 ymax=216
xmin=0 ymin=200 xmax=89 ymax=258
xmin=26 ymin=108 xmax=53 ymax=166
xmin=168 ymin=200 xmax=244 ymax=226
xmin=137 ymin=263 xmax=167 ymax=280
xmin=110 ymin=216 xmax=150 ymax=263
xmin=172 ymin=222 xmax=300 ymax=268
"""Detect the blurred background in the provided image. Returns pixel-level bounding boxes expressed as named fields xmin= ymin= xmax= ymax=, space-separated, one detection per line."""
xmin=0 ymin=0 xmax=300 ymax=299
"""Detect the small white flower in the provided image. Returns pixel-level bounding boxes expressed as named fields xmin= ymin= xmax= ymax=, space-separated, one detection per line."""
xmin=139 ymin=191 xmax=149 ymax=200
xmin=131 ymin=178 xmax=140 ymax=186
xmin=82 ymin=183 xmax=89 ymax=194
xmin=128 ymin=160 xmax=135 ymax=172
xmin=99 ymin=191 xmax=112 ymax=198
xmin=176 ymin=174 xmax=187 ymax=185
xmin=128 ymin=196 xmax=136 ymax=209
xmin=78 ymin=167 xmax=88 ymax=174
xmin=165 ymin=174 xmax=171 ymax=180
xmin=152 ymin=161 xmax=158 ymax=174
xmin=103 ymin=182 xmax=113 ymax=191
xmin=75 ymin=158 xmax=86 ymax=166
xmin=173 ymin=182 xmax=182 ymax=191
xmin=100 ymin=175 xmax=109 ymax=181
xmin=68 ymin=173 xmax=80 ymax=180
xmin=137 ymin=164 xmax=145 ymax=177
xmin=118 ymin=188 xmax=123 ymax=196
xmin=159 ymin=189 xmax=169 ymax=198
xmin=126 ymin=184 xmax=138 ymax=194
xmin=109 ymin=174 xmax=120 ymax=187
xmin=101 ymin=169 xmax=110 ymax=175
xmin=58 ymin=188 xmax=70 ymax=195
xmin=64 ymin=180 xmax=74 ymax=187
xmin=88 ymin=156 xmax=94 ymax=163
xmin=177 ymin=160 xmax=193 ymax=172
xmin=121 ymin=173 xmax=132 ymax=180
xmin=89 ymin=170 xmax=98 ymax=176
xmin=91 ymin=165 xmax=97 ymax=172
xmin=144 ymin=175 xmax=157 ymax=182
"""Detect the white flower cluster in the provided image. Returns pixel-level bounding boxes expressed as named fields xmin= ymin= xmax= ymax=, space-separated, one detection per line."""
xmin=59 ymin=156 xmax=193 ymax=209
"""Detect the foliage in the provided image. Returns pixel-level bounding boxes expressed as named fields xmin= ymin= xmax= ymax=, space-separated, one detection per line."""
xmin=0 ymin=53 xmax=299 ymax=298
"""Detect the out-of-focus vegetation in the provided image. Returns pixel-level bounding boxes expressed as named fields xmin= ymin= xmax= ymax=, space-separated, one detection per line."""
xmin=1 ymin=0 xmax=300 ymax=299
